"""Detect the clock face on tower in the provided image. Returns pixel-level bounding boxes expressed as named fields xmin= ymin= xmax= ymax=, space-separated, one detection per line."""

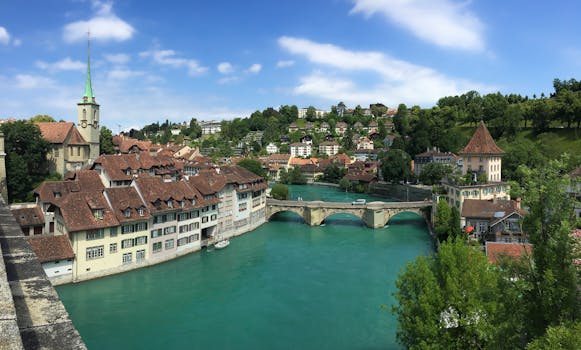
xmin=81 ymin=121 xmax=87 ymax=128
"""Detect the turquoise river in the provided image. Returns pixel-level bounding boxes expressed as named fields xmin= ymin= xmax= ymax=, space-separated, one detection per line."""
xmin=57 ymin=185 xmax=433 ymax=349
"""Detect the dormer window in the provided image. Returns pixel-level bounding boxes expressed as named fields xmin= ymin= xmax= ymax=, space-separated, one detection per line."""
xmin=138 ymin=207 xmax=145 ymax=216
xmin=125 ymin=169 xmax=131 ymax=175
xmin=124 ymin=209 xmax=131 ymax=218
xmin=93 ymin=209 xmax=104 ymax=220
xmin=181 ymin=200 xmax=185 ymax=208
xmin=167 ymin=200 xmax=173 ymax=208
xmin=54 ymin=192 xmax=61 ymax=198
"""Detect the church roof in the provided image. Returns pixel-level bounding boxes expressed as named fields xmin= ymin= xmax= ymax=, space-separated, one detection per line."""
xmin=37 ymin=122 xmax=75 ymax=144
xmin=460 ymin=121 xmax=504 ymax=155
xmin=67 ymin=126 xmax=89 ymax=145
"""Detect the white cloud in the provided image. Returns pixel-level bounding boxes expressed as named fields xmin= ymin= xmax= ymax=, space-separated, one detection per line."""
xmin=63 ymin=1 xmax=134 ymax=43
xmin=351 ymin=0 xmax=485 ymax=52
xmin=36 ymin=57 xmax=85 ymax=72
xmin=278 ymin=36 xmax=494 ymax=106
xmin=276 ymin=60 xmax=295 ymax=68
xmin=247 ymin=63 xmax=262 ymax=74
xmin=104 ymin=53 xmax=130 ymax=64
xmin=14 ymin=74 xmax=55 ymax=89
xmin=217 ymin=62 xmax=234 ymax=74
xmin=107 ymin=68 xmax=145 ymax=80
xmin=0 ymin=26 xmax=11 ymax=45
xmin=139 ymin=49 xmax=208 ymax=76
xmin=218 ymin=76 xmax=240 ymax=85
xmin=12 ymin=38 xmax=22 ymax=47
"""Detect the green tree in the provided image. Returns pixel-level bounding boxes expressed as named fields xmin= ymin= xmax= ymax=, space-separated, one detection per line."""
xmin=342 ymin=126 xmax=354 ymax=150
xmin=338 ymin=178 xmax=352 ymax=191
xmin=1 ymin=121 xmax=51 ymax=202
xmin=30 ymin=114 xmax=56 ymax=123
xmin=419 ymin=163 xmax=451 ymax=185
xmin=434 ymin=199 xmax=452 ymax=241
xmin=393 ymin=103 xmax=410 ymax=136
xmin=322 ymin=164 xmax=345 ymax=183
xmin=270 ymin=184 xmax=289 ymax=200
xmin=380 ymin=149 xmax=412 ymax=183
xmin=306 ymin=106 xmax=317 ymax=122
xmin=393 ymin=238 xmax=502 ymax=349
xmin=518 ymin=158 xmax=580 ymax=339
xmin=237 ymin=159 xmax=266 ymax=178
xmin=526 ymin=322 xmax=581 ymax=350
xmin=99 ymin=126 xmax=115 ymax=154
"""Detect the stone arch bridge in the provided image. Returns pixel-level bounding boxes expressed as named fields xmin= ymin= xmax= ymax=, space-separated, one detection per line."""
xmin=266 ymin=199 xmax=432 ymax=228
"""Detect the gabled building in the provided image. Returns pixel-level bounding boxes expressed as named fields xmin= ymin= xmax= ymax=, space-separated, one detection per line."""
xmin=356 ymin=137 xmax=374 ymax=150
xmin=460 ymin=121 xmax=504 ymax=182
xmin=26 ymin=235 xmax=75 ymax=281
xmin=441 ymin=122 xmax=510 ymax=212
xmin=461 ymin=199 xmax=525 ymax=243
xmin=266 ymin=143 xmax=279 ymax=154
xmin=52 ymin=190 xmax=120 ymax=282
xmin=37 ymin=122 xmax=91 ymax=175
xmin=11 ymin=204 xmax=45 ymax=236
xmin=335 ymin=122 xmax=348 ymax=135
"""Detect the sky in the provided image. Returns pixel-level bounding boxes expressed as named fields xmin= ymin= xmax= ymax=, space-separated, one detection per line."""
xmin=0 ymin=0 xmax=580 ymax=131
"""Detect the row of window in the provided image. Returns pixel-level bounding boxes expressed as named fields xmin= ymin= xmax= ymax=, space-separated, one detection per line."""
xmin=177 ymin=234 xmax=200 ymax=247
xmin=122 ymin=250 xmax=146 ymax=264
xmin=179 ymin=222 xmax=200 ymax=233
xmin=152 ymin=239 xmax=176 ymax=253
xmin=121 ymin=236 xmax=148 ymax=249
xmin=122 ymin=222 xmax=148 ymax=234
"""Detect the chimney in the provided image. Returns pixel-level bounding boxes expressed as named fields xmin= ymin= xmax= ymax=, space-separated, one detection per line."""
xmin=492 ymin=194 xmax=497 ymax=204
xmin=516 ymin=197 xmax=521 ymax=209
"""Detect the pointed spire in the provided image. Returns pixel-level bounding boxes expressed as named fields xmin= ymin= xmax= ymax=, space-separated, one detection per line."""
xmin=460 ymin=121 xmax=504 ymax=155
xmin=82 ymin=30 xmax=95 ymax=103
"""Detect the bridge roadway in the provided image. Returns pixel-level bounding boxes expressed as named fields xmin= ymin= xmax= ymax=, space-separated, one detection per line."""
xmin=266 ymin=199 xmax=432 ymax=228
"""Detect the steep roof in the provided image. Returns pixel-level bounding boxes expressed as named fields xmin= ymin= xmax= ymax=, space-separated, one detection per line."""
xmin=36 ymin=122 xmax=75 ymax=144
xmin=104 ymin=187 xmax=151 ymax=223
xmin=486 ymin=242 xmax=533 ymax=264
xmin=27 ymin=235 xmax=75 ymax=263
xmin=188 ymin=169 xmax=226 ymax=195
xmin=56 ymin=191 xmax=119 ymax=231
xmin=67 ymin=127 xmax=88 ymax=145
xmin=460 ymin=121 xmax=504 ymax=155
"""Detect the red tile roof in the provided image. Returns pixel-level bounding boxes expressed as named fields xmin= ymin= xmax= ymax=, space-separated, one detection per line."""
xmin=26 ymin=235 xmax=75 ymax=263
xmin=36 ymin=122 xmax=77 ymax=144
xmin=11 ymin=206 xmax=44 ymax=227
xmin=460 ymin=121 xmax=504 ymax=155
xmin=486 ymin=242 xmax=533 ymax=264
xmin=56 ymin=191 xmax=119 ymax=232
xmin=104 ymin=187 xmax=151 ymax=223
xmin=67 ymin=127 xmax=88 ymax=145
xmin=188 ymin=169 xmax=226 ymax=195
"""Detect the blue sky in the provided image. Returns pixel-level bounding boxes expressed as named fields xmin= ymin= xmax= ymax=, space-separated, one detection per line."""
xmin=1 ymin=0 xmax=580 ymax=131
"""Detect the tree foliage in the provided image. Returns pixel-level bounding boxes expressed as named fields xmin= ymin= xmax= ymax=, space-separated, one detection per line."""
xmin=380 ymin=149 xmax=413 ymax=183
xmin=1 ymin=120 xmax=51 ymax=202
xmin=99 ymin=126 xmax=115 ymax=154
xmin=419 ymin=163 xmax=451 ymax=185
xmin=237 ymin=159 xmax=266 ymax=178
xmin=270 ymin=184 xmax=289 ymax=200
xmin=393 ymin=238 xmax=502 ymax=350
xmin=30 ymin=114 xmax=56 ymax=123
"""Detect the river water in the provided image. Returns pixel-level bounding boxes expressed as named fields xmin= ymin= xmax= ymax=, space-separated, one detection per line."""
xmin=57 ymin=185 xmax=433 ymax=349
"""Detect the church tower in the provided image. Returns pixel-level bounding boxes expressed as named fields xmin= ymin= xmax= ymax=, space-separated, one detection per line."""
xmin=77 ymin=34 xmax=100 ymax=162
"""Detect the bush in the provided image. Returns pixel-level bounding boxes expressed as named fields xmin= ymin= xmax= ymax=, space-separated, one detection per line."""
xmin=271 ymin=184 xmax=289 ymax=200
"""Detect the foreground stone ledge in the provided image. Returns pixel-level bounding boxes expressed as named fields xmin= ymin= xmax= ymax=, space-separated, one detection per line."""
xmin=0 ymin=197 xmax=86 ymax=349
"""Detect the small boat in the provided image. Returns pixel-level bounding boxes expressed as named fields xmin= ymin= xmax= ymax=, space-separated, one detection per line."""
xmin=215 ymin=239 xmax=230 ymax=249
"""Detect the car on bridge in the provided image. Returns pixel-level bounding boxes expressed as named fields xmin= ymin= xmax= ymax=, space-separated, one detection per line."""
xmin=351 ymin=199 xmax=366 ymax=205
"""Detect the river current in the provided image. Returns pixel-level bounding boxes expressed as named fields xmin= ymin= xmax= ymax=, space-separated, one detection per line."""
xmin=57 ymin=185 xmax=433 ymax=349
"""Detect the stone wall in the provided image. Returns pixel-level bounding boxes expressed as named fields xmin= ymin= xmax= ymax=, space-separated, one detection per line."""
xmin=369 ymin=182 xmax=432 ymax=202
xmin=0 ymin=197 xmax=86 ymax=349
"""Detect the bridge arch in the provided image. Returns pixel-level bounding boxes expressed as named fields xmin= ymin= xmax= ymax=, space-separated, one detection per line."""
xmin=385 ymin=209 xmax=428 ymax=227
xmin=319 ymin=211 xmax=367 ymax=227
xmin=266 ymin=206 xmax=305 ymax=222
xmin=268 ymin=210 xmax=307 ymax=224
